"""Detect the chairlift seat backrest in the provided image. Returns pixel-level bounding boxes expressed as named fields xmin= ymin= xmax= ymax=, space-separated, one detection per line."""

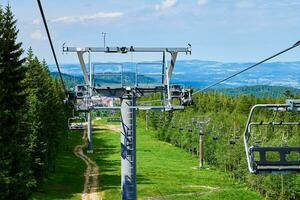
xmin=249 ymin=146 xmax=300 ymax=173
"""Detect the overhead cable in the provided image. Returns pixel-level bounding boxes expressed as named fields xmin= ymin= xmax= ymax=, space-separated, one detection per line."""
xmin=36 ymin=0 xmax=67 ymax=95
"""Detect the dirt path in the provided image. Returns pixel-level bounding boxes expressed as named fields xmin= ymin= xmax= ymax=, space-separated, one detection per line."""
xmin=143 ymin=185 xmax=219 ymax=200
xmin=74 ymin=145 xmax=101 ymax=200
xmin=71 ymin=124 xmax=118 ymax=200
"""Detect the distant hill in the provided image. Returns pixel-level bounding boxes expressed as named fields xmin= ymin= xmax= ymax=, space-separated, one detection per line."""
xmin=217 ymin=85 xmax=300 ymax=98
xmin=51 ymin=72 xmax=300 ymax=98
xmin=49 ymin=60 xmax=300 ymax=89
xmin=50 ymin=72 xmax=156 ymax=89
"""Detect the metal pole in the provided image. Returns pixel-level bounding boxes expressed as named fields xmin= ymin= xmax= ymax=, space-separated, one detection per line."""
xmin=87 ymin=51 xmax=93 ymax=153
xmin=146 ymin=110 xmax=149 ymax=130
xmin=87 ymin=112 xmax=93 ymax=153
xmin=102 ymin=32 xmax=106 ymax=48
xmin=199 ymin=128 xmax=204 ymax=169
xmin=120 ymin=94 xmax=137 ymax=200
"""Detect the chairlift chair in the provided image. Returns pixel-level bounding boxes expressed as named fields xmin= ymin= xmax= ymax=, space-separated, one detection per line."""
xmin=229 ymin=139 xmax=236 ymax=145
xmin=213 ymin=136 xmax=219 ymax=141
xmin=180 ymin=88 xmax=193 ymax=106
xmin=170 ymin=84 xmax=183 ymax=99
xmin=68 ymin=116 xmax=87 ymax=130
xmin=75 ymin=84 xmax=89 ymax=99
xmin=64 ymin=90 xmax=76 ymax=105
xmin=243 ymin=99 xmax=300 ymax=174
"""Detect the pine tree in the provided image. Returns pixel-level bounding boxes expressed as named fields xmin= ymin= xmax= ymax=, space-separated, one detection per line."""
xmin=0 ymin=4 xmax=32 ymax=199
xmin=24 ymin=51 xmax=67 ymax=183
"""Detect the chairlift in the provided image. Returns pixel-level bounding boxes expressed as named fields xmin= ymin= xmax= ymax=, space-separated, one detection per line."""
xmin=188 ymin=128 xmax=193 ymax=133
xmin=243 ymin=99 xmax=300 ymax=174
xmin=64 ymin=90 xmax=76 ymax=105
xmin=68 ymin=116 xmax=87 ymax=130
xmin=75 ymin=84 xmax=89 ymax=99
xmin=180 ymin=88 xmax=193 ymax=106
xmin=170 ymin=84 xmax=183 ymax=99
xmin=213 ymin=136 xmax=219 ymax=141
xmin=229 ymin=139 xmax=236 ymax=145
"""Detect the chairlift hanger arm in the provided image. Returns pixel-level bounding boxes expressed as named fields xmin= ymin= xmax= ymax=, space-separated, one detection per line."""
xmin=77 ymin=51 xmax=90 ymax=85
xmin=63 ymin=46 xmax=192 ymax=54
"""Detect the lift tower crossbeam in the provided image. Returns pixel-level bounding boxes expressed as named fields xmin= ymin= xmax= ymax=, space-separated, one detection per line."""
xmin=63 ymin=46 xmax=191 ymax=53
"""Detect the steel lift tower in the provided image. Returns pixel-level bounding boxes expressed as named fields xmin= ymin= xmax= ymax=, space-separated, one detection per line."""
xmin=63 ymin=45 xmax=191 ymax=200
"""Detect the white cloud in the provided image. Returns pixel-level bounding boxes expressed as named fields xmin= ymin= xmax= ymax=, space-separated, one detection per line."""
xmin=155 ymin=0 xmax=177 ymax=11
xmin=32 ymin=18 xmax=41 ymax=25
xmin=51 ymin=12 xmax=124 ymax=23
xmin=30 ymin=29 xmax=45 ymax=41
xmin=197 ymin=0 xmax=208 ymax=6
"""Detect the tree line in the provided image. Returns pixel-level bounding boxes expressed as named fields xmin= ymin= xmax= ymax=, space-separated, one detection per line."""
xmin=0 ymin=5 xmax=69 ymax=199
xmin=139 ymin=91 xmax=300 ymax=200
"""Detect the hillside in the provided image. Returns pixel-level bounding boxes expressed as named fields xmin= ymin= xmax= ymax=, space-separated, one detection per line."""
xmin=217 ymin=85 xmax=300 ymax=98
xmin=140 ymin=90 xmax=300 ymax=200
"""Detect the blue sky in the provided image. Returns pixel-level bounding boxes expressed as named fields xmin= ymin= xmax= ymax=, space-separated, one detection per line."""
xmin=5 ymin=0 xmax=300 ymax=64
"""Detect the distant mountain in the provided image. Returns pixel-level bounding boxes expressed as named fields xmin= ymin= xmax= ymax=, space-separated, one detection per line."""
xmin=50 ymin=71 xmax=155 ymax=89
xmin=217 ymin=85 xmax=300 ymax=98
xmin=50 ymin=72 xmax=84 ymax=89
xmin=49 ymin=60 xmax=300 ymax=89
xmin=51 ymin=73 xmax=300 ymax=98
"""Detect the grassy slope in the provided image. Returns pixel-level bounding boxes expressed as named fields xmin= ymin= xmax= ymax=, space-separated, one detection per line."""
xmin=31 ymin=131 xmax=85 ymax=200
xmin=91 ymin=119 xmax=263 ymax=200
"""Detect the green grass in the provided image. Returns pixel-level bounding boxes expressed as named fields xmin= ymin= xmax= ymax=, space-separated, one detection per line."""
xmin=30 ymin=118 xmax=263 ymax=200
xmin=90 ymin=119 xmax=263 ymax=200
xmin=30 ymin=131 xmax=85 ymax=200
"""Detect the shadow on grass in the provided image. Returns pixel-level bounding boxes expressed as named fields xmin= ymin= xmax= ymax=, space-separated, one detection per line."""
xmin=91 ymin=128 xmax=153 ymax=194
